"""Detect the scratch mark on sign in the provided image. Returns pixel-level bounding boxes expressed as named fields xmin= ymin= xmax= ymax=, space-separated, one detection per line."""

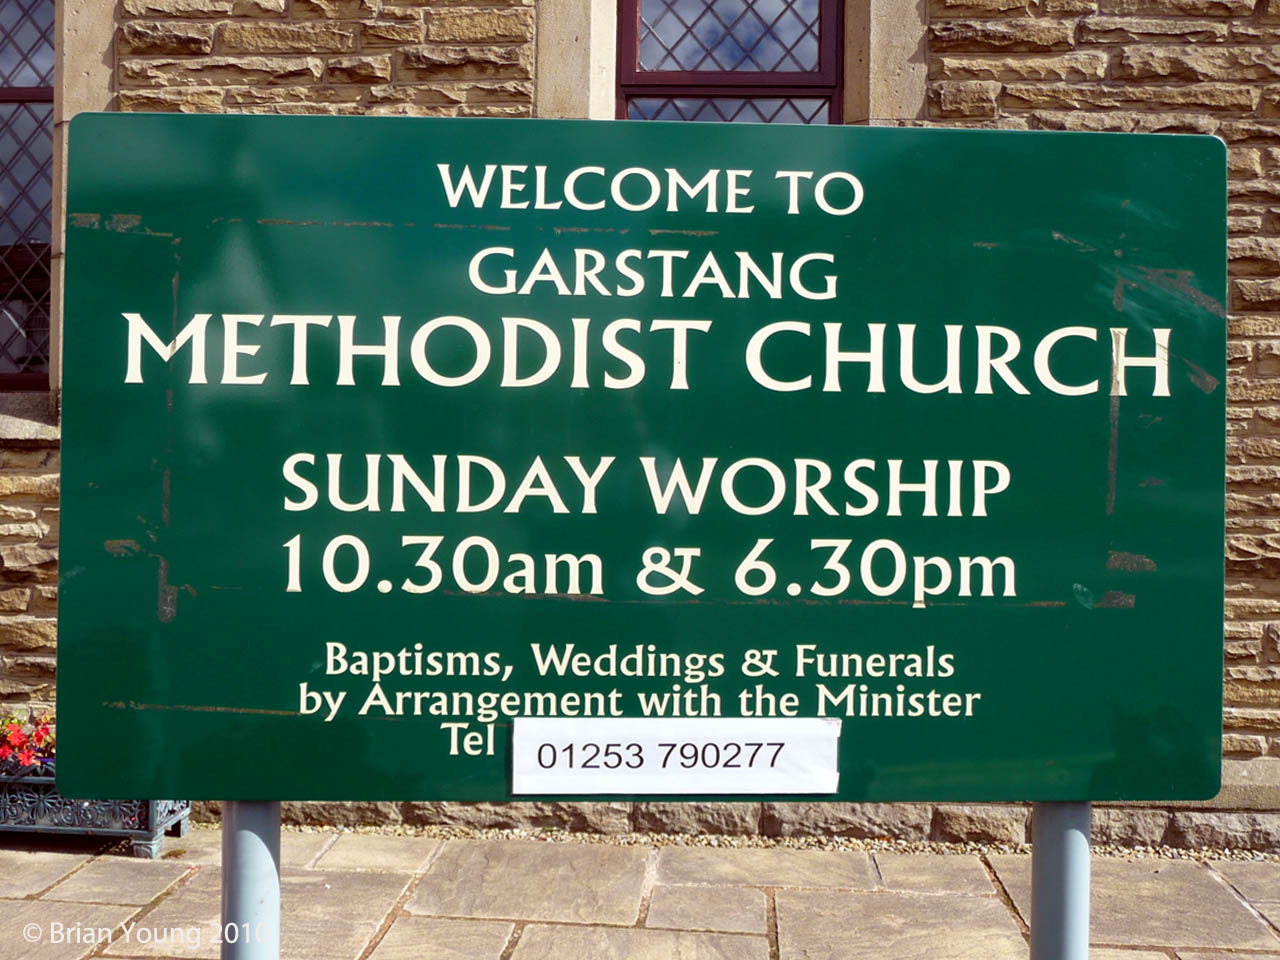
xmin=69 ymin=213 xmax=100 ymax=229
xmin=1175 ymin=354 xmax=1220 ymax=394
xmin=1096 ymin=590 xmax=1135 ymax=609
xmin=553 ymin=226 xmax=629 ymax=235
xmin=256 ymin=219 xmax=394 ymax=228
xmin=104 ymin=700 xmax=296 ymax=717
xmin=1134 ymin=267 xmax=1225 ymax=318
xmin=1107 ymin=550 xmax=1157 ymax=572
xmin=1139 ymin=476 xmax=1166 ymax=487
xmin=649 ymin=228 xmax=718 ymax=237
xmin=105 ymin=214 xmax=174 ymax=237
xmin=1112 ymin=269 xmax=1137 ymax=312
xmin=972 ymin=241 xmax=999 ymax=249
xmin=1051 ymin=231 xmax=1096 ymax=253
xmin=431 ymin=222 xmax=511 ymax=231
xmin=1107 ymin=395 xmax=1120 ymax=516
xmin=104 ymin=539 xmax=143 ymax=556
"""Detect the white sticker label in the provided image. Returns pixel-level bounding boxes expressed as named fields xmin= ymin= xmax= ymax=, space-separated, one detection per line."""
xmin=512 ymin=717 xmax=841 ymax=795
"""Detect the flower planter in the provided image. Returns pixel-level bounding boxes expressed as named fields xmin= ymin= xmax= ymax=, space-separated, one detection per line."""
xmin=0 ymin=767 xmax=190 ymax=859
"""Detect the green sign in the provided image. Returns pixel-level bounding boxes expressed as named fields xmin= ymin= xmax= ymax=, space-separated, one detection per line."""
xmin=60 ymin=114 xmax=1225 ymax=802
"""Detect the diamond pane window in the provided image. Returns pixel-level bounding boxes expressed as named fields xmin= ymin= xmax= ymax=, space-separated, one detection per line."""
xmin=619 ymin=0 xmax=841 ymax=123
xmin=0 ymin=0 xmax=53 ymax=383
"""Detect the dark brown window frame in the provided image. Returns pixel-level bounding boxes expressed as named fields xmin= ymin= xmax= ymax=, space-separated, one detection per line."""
xmin=0 ymin=72 xmax=53 ymax=390
xmin=616 ymin=0 xmax=844 ymax=123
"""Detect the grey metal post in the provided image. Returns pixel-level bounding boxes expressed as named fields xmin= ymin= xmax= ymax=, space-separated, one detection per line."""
xmin=221 ymin=801 xmax=281 ymax=960
xmin=1030 ymin=801 xmax=1091 ymax=960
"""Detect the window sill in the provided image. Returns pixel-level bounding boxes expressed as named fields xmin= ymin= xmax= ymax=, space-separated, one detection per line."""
xmin=0 ymin=392 xmax=59 ymax=443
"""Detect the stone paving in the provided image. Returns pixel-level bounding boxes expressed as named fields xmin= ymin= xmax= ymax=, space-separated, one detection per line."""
xmin=2 ymin=827 xmax=1280 ymax=959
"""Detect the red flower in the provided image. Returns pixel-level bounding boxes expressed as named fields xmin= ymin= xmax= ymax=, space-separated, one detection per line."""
xmin=0 ymin=744 xmax=11 ymax=760
xmin=5 ymin=725 xmax=26 ymax=749
xmin=32 ymin=725 xmax=48 ymax=746
xmin=16 ymin=748 xmax=35 ymax=766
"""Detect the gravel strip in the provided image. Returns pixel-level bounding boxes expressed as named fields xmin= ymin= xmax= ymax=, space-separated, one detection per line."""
xmin=184 ymin=822 xmax=1280 ymax=863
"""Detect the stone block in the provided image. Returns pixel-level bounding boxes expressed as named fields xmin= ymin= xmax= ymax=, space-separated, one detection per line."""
xmin=1230 ymin=180 xmax=1280 ymax=203
xmin=0 ymin=616 xmax=57 ymax=651
xmin=1089 ymin=807 xmax=1171 ymax=845
xmin=458 ymin=104 xmax=530 ymax=116
xmin=0 ymin=473 xmax=57 ymax=500
xmin=631 ymin=802 xmax=760 ymax=835
xmin=400 ymin=800 xmax=631 ymax=833
xmin=426 ymin=8 xmax=535 ymax=43
xmin=122 ymin=0 xmax=284 ymax=14
xmin=1003 ymin=81 xmax=1257 ymax=112
xmin=933 ymin=52 xmax=1108 ymax=81
xmin=224 ymin=85 xmax=365 ymax=105
xmin=1099 ymin=0 xmax=1256 ymax=11
xmin=761 ymin=802 xmax=933 ymax=840
xmin=1226 ymin=706 xmax=1280 ymax=731
xmin=1030 ymin=110 xmax=1218 ymax=133
xmin=368 ymin=84 xmax=466 ymax=106
xmin=1230 ymin=237 xmax=1280 ymax=274
xmin=1043 ymin=0 xmax=1098 ymax=9
xmin=217 ymin=21 xmax=355 ymax=54
xmin=463 ymin=80 xmax=534 ymax=103
xmin=0 ymin=521 xmax=42 ymax=540
xmin=363 ymin=21 xmax=429 ymax=46
xmin=929 ymin=0 xmax=1032 ymax=14
xmin=325 ymin=55 xmax=392 ymax=82
xmin=1117 ymin=46 xmax=1280 ymax=81
xmin=396 ymin=44 xmax=531 ymax=80
xmin=929 ymin=80 xmax=1002 ymax=117
xmin=0 ymin=544 xmax=57 ymax=583
xmin=929 ymin=18 xmax=1077 ymax=51
xmin=30 ymin=585 xmax=56 ymax=613
xmin=1221 ymin=120 xmax=1280 ymax=141
xmin=932 ymin=804 xmax=1028 ymax=843
xmin=1079 ymin=16 xmax=1229 ymax=42
xmin=366 ymin=103 xmax=459 ymax=116
xmin=120 ymin=56 xmax=326 ymax=87
xmin=1230 ymin=147 xmax=1265 ymax=178
xmin=118 ymin=21 xmax=215 ymax=56
xmin=292 ymin=0 xmax=378 ymax=16
xmin=280 ymin=800 xmax=403 ymax=825
xmin=1167 ymin=811 xmax=1280 ymax=849
xmin=1237 ymin=278 xmax=1280 ymax=307
xmin=0 ymin=587 xmax=29 ymax=612
xmin=1226 ymin=732 xmax=1268 ymax=756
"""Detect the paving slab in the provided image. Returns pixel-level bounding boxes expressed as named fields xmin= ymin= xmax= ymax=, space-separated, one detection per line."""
xmin=313 ymin=834 xmax=442 ymax=873
xmin=1092 ymin=953 xmax=1168 ymax=960
xmin=775 ymin=890 xmax=1026 ymax=959
xmin=646 ymin=884 xmax=768 ymax=934
xmin=0 ymin=899 xmax=137 ymax=960
xmin=103 ymin=866 xmax=410 ymax=960
xmin=0 ymin=848 xmax=93 ymax=898
xmin=511 ymin=923 xmax=770 ymax=960
xmin=406 ymin=839 xmax=648 ymax=925
xmin=991 ymin=854 xmax=1280 ymax=950
xmin=160 ymin=828 xmax=334 ymax=868
xmin=367 ymin=917 xmax=513 ymax=960
xmin=44 ymin=858 xmax=190 ymax=906
xmin=657 ymin=846 xmax=873 ymax=888
xmin=1212 ymin=860 xmax=1280 ymax=903
xmin=1245 ymin=902 xmax=1280 ymax=938
xmin=874 ymin=853 xmax=994 ymax=896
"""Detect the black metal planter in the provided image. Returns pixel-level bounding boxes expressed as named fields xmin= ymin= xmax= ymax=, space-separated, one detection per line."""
xmin=0 ymin=767 xmax=190 ymax=858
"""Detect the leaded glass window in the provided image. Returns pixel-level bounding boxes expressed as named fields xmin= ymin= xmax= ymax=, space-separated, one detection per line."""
xmin=0 ymin=0 xmax=54 ymax=384
xmin=619 ymin=0 xmax=841 ymax=123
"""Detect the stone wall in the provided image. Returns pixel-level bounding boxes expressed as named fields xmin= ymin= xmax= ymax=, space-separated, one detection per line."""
xmin=0 ymin=414 xmax=61 ymax=717
xmin=926 ymin=0 xmax=1280 ymax=763
xmin=114 ymin=0 xmax=534 ymax=116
